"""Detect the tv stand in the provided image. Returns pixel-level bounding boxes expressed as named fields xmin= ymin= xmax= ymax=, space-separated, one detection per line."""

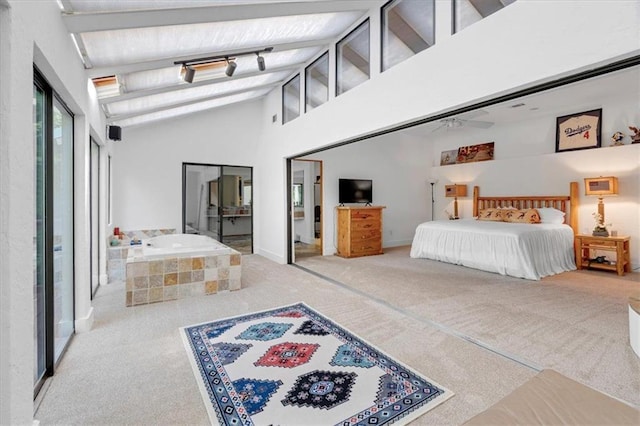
xmin=336 ymin=205 xmax=386 ymax=258
xmin=365 ymin=202 xmax=372 ymax=206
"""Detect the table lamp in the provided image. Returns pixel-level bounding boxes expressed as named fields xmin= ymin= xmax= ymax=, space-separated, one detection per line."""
xmin=445 ymin=184 xmax=468 ymax=219
xmin=584 ymin=176 xmax=618 ymax=223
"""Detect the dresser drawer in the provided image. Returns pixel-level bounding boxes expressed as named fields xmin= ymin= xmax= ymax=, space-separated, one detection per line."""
xmin=350 ymin=209 xmax=381 ymax=221
xmin=350 ymin=241 xmax=382 ymax=256
xmin=350 ymin=219 xmax=379 ymax=231
xmin=350 ymin=229 xmax=381 ymax=242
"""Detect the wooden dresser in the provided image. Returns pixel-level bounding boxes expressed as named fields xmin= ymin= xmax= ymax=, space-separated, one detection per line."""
xmin=336 ymin=206 xmax=385 ymax=258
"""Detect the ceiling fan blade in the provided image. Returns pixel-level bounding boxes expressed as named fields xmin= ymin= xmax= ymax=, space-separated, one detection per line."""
xmin=431 ymin=122 xmax=448 ymax=132
xmin=456 ymin=109 xmax=488 ymax=120
xmin=460 ymin=119 xmax=494 ymax=129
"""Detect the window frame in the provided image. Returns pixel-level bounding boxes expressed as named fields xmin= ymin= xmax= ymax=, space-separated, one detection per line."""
xmin=335 ymin=18 xmax=371 ymax=97
xmin=282 ymin=73 xmax=301 ymax=124
xmin=304 ymin=51 xmax=329 ymax=113
xmin=380 ymin=0 xmax=436 ymax=73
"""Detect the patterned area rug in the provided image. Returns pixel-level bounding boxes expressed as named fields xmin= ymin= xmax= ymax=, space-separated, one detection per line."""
xmin=181 ymin=303 xmax=453 ymax=425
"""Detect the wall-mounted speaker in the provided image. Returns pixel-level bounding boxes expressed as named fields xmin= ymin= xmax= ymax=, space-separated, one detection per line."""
xmin=108 ymin=125 xmax=122 ymax=141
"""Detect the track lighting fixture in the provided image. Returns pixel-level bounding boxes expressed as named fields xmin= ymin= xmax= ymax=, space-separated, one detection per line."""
xmin=256 ymin=53 xmax=265 ymax=72
xmin=174 ymin=46 xmax=273 ymax=79
xmin=225 ymin=58 xmax=237 ymax=77
xmin=183 ymin=65 xmax=196 ymax=83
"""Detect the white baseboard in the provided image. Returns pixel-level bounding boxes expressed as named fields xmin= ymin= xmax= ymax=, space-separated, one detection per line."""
xmin=383 ymin=239 xmax=413 ymax=248
xmin=255 ymin=248 xmax=285 ymax=264
xmin=75 ymin=306 xmax=94 ymax=333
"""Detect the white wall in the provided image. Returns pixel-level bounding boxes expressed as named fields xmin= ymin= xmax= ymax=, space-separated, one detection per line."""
xmin=428 ymin=100 xmax=640 ymax=265
xmin=112 ymin=100 xmax=262 ymax=233
xmin=256 ymin=1 xmax=640 ymax=263
xmin=0 ymin=0 xmax=107 ymax=423
xmin=307 ymin=132 xmax=434 ymax=255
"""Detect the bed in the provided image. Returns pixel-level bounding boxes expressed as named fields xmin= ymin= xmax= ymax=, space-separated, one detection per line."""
xmin=410 ymin=182 xmax=579 ymax=280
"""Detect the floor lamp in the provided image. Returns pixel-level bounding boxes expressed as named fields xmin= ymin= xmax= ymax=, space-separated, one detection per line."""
xmin=429 ymin=180 xmax=437 ymax=220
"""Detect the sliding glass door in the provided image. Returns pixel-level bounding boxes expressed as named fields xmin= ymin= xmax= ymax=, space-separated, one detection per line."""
xmin=34 ymin=79 xmax=46 ymax=389
xmin=182 ymin=163 xmax=253 ymax=254
xmin=34 ymin=69 xmax=75 ymax=396
xmin=90 ymin=138 xmax=100 ymax=298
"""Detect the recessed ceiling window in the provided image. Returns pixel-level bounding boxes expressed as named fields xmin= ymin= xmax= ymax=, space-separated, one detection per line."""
xmin=336 ymin=19 xmax=370 ymax=96
xmin=453 ymin=0 xmax=517 ymax=33
xmin=305 ymin=52 xmax=329 ymax=112
xmin=282 ymin=74 xmax=300 ymax=124
xmin=382 ymin=0 xmax=435 ymax=72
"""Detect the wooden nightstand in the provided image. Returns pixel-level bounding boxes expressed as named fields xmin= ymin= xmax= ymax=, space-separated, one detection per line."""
xmin=575 ymin=234 xmax=631 ymax=276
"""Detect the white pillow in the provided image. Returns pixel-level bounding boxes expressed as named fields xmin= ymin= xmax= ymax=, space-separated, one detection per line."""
xmin=537 ymin=207 xmax=565 ymax=224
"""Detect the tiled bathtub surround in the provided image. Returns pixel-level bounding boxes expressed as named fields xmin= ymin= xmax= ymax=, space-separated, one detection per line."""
xmin=108 ymin=229 xmax=176 ymax=283
xmin=125 ymin=248 xmax=242 ymax=307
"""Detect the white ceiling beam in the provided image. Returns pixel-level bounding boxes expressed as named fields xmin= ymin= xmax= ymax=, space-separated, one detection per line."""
xmin=63 ymin=1 xmax=382 ymax=33
xmin=106 ymin=82 xmax=280 ymax=123
xmin=100 ymin=63 xmax=303 ymax=105
xmin=86 ymin=38 xmax=332 ymax=77
xmin=112 ymin=96 xmax=265 ymax=128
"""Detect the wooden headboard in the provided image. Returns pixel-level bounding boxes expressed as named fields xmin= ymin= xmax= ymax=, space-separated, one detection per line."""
xmin=472 ymin=182 xmax=579 ymax=234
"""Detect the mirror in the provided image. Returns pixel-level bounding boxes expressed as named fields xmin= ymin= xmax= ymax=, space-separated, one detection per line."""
xmin=293 ymin=183 xmax=303 ymax=207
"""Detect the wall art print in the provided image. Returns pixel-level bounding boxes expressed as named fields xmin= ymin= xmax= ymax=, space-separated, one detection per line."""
xmin=555 ymin=108 xmax=602 ymax=152
xmin=440 ymin=149 xmax=458 ymax=166
xmin=456 ymin=142 xmax=494 ymax=164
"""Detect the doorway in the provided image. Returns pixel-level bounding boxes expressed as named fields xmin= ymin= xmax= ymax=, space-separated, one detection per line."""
xmin=182 ymin=163 xmax=253 ymax=254
xmin=291 ymin=159 xmax=323 ymax=261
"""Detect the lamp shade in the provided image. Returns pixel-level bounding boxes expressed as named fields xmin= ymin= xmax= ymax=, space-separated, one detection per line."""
xmin=445 ymin=184 xmax=468 ymax=198
xmin=584 ymin=176 xmax=618 ymax=196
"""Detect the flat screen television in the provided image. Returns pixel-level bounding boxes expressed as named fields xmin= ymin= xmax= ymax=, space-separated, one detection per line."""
xmin=339 ymin=178 xmax=373 ymax=204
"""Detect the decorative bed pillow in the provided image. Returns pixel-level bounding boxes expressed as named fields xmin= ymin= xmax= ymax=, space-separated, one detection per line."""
xmin=503 ymin=208 xmax=541 ymax=224
xmin=477 ymin=208 xmax=504 ymax=221
xmin=537 ymin=207 xmax=566 ymax=224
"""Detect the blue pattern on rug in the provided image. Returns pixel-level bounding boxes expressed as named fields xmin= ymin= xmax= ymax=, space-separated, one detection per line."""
xmin=331 ymin=343 xmax=376 ymax=368
xmin=282 ymin=369 xmax=357 ymax=410
xmin=294 ymin=319 xmax=330 ymax=336
xmin=211 ymin=342 xmax=252 ymax=365
xmin=233 ymin=378 xmax=282 ymax=415
xmin=182 ymin=303 xmax=451 ymax=426
xmin=236 ymin=322 xmax=292 ymax=341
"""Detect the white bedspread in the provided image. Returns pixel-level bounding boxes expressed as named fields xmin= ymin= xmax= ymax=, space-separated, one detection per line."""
xmin=409 ymin=219 xmax=576 ymax=280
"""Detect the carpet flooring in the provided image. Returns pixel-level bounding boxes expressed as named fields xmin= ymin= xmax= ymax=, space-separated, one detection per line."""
xmin=297 ymin=246 xmax=640 ymax=409
xmin=34 ymin=247 xmax=639 ymax=425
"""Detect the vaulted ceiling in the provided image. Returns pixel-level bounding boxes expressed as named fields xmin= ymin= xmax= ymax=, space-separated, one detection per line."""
xmin=59 ymin=0 xmax=384 ymax=127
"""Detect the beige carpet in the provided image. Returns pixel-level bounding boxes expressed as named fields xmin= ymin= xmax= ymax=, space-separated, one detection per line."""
xmin=36 ymin=254 xmax=540 ymax=425
xmin=297 ymin=246 xmax=640 ymax=408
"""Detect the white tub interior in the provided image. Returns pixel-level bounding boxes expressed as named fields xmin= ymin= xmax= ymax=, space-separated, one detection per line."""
xmin=141 ymin=234 xmax=232 ymax=259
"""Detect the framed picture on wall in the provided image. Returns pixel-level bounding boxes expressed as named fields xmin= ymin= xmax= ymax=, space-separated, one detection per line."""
xmin=456 ymin=142 xmax=494 ymax=164
xmin=440 ymin=149 xmax=458 ymax=166
xmin=555 ymin=108 xmax=602 ymax=152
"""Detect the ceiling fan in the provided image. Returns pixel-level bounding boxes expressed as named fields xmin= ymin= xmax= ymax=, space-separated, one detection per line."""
xmin=431 ymin=110 xmax=494 ymax=132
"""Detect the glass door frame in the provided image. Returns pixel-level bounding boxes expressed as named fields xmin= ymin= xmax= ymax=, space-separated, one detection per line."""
xmin=33 ymin=67 xmax=75 ymax=397
xmin=90 ymin=137 xmax=100 ymax=299
xmin=181 ymin=162 xmax=253 ymax=253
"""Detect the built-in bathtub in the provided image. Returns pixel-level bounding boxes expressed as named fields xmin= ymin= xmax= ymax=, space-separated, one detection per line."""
xmin=125 ymin=234 xmax=241 ymax=307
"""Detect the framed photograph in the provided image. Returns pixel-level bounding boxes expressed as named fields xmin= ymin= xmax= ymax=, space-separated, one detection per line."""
xmin=555 ymin=108 xmax=601 ymax=152
xmin=440 ymin=149 xmax=458 ymax=166
xmin=456 ymin=142 xmax=494 ymax=164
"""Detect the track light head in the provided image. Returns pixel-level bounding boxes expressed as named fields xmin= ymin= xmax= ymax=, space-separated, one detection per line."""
xmin=225 ymin=59 xmax=237 ymax=77
xmin=183 ymin=65 xmax=195 ymax=83
xmin=256 ymin=53 xmax=266 ymax=72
